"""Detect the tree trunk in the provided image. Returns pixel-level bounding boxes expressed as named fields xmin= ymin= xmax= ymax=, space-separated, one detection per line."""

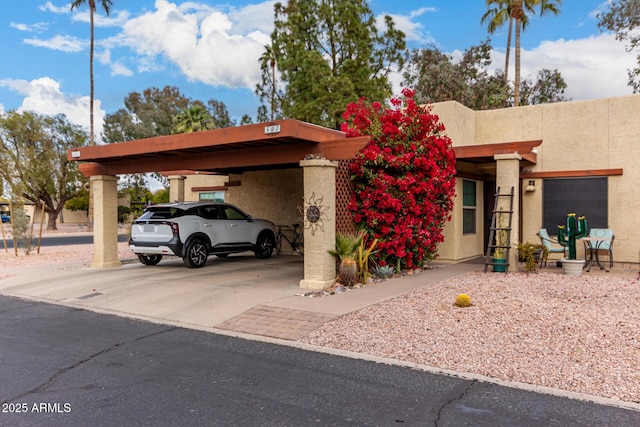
xmin=513 ymin=0 xmax=523 ymax=107
xmin=514 ymin=17 xmax=521 ymax=107
xmin=47 ymin=210 xmax=58 ymax=231
xmin=504 ymin=16 xmax=513 ymax=86
xmin=90 ymin=7 xmax=95 ymax=146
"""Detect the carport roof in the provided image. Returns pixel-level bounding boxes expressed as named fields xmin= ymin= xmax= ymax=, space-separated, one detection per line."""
xmin=69 ymin=119 xmax=370 ymax=177
xmin=68 ymin=118 xmax=540 ymax=177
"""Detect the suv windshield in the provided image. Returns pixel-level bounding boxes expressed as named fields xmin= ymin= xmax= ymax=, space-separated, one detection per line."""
xmin=138 ymin=207 xmax=184 ymax=220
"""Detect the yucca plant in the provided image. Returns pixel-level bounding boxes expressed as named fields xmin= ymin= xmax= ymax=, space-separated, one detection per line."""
xmin=356 ymin=235 xmax=378 ymax=284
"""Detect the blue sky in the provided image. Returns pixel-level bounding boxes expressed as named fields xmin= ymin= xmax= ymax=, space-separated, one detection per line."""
xmin=0 ymin=1 xmax=635 ymax=143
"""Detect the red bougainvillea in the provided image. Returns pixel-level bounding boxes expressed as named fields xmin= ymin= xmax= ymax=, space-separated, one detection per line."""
xmin=341 ymin=88 xmax=456 ymax=269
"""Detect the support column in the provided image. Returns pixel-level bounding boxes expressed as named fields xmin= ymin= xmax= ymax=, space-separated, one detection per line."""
xmin=299 ymin=159 xmax=337 ymax=289
xmin=494 ymin=153 xmax=521 ymax=272
xmin=91 ymin=175 xmax=121 ymax=268
xmin=168 ymin=175 xmax=186 ymax=202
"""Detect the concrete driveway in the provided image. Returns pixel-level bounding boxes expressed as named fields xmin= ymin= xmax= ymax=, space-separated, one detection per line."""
xmin=0 ymin=253 xmax=305 ymax=330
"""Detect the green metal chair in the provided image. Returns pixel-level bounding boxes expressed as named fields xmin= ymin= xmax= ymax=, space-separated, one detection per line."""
xmin=586 ymin=228 xmax=615 ymax=268
xmin=537 ymin=228 xmax=567 ymax=266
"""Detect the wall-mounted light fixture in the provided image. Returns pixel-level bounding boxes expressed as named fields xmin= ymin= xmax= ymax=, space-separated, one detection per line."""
xmin=525 ymin=180 xmax=536 ymax=192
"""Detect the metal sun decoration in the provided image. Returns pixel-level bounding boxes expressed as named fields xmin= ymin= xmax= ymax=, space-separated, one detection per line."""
xmin=298 ymin=192 xmax=329 ymax=235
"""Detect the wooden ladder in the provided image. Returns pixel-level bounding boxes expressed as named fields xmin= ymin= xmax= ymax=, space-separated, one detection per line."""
xmin=484 ymin=186 xmax=514 ymax=273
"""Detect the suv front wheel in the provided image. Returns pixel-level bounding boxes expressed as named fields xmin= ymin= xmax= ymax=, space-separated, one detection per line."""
xmin=183 ymin=239 xmax=209 ymax=268
xmin=255 ymin=232 xmax=275 ymax=259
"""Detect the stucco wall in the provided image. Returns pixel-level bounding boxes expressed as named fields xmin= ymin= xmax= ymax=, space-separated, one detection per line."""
xmin=184 ymin=174 xmax=228 ymax=201
xmin=225 ymin=168 xmax=303 ymax=228
xmin=438 ymin=94 xmax=640 ymax=263
xmin=432 ymin=103 xmax=484 ymax=261
xmin=438 ymin=178 xmax=485 ymax=262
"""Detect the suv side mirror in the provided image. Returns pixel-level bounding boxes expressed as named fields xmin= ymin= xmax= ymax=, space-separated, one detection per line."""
xmin=246 ymin=215 xmax=253 ymax=222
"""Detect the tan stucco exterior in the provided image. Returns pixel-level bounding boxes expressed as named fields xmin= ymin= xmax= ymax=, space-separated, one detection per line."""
xmin=82 ymin=95 xmax=639 ymax=271
xmin=434 ymin=94 xmax=640 ymax=264
xmin=90 ymin=175 xmax=121 ymax=268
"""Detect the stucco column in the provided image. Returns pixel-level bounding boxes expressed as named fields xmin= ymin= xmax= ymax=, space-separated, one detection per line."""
xmin=168 ymin=175 xmax=186 ymax=202
xmin=299 ymin=159 xmax=337 ymax=289
xmin=494 ymin=154 xmax=521 ymax=272
xmin=91 ymin=175 xmax=121 ymax=268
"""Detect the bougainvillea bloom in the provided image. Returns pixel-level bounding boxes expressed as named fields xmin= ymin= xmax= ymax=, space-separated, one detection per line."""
xmin=342 ymin=88 xmax=456 ymax=269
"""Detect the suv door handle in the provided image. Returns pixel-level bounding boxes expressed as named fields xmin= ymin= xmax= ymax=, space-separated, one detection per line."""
xmin=229 ymin=223 xmax=238 ymax=227
xmin=204 ymin=223 xmax=212 ymax=227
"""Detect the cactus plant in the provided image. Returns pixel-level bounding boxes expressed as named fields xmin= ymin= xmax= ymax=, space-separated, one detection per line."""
xmin=557 ymin=213 xmax=587 ymax=260
xmin=338 ymin=257 xmax=357 ymax=286
xmin=455 ymin=293 xmax=472 ymax=308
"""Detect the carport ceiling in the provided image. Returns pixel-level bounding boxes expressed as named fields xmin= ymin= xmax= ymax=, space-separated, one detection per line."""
xmin=68 ymin=119 xmax=370 ymax=177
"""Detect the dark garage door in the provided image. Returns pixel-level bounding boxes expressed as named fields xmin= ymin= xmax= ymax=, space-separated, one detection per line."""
xmin=543 ymin=177 xmax=608 ymax=234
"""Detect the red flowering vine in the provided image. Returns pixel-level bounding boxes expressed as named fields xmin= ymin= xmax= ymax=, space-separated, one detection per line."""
xmin=341 ymin=88 xmax=456 ymax=269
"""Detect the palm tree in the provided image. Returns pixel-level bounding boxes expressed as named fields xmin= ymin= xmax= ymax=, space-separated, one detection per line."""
xmin=482 ymin=0 xmax=561 ymax=106
xmin=70 ymin=0 xmax=113 ymax=145
xmin=172 ymin=105 xmax=215 ymax=134
xmin=259 ymin=45 xmax=278 ymax=121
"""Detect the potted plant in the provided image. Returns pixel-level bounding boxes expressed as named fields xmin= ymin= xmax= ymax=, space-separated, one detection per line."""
xmin=557 ymin=213 xmax=587 ymax=275
xmin=492 ymin=210 xmax=508 ymax=273
xmin=516 ymin=241 xmax=547 ymax=273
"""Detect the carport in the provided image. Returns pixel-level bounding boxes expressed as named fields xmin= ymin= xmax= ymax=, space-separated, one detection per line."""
xmin=68 ymin=119 xmax=369 ymax=289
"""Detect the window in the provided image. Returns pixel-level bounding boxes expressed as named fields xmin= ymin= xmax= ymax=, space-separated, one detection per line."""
xmin=221 ymin=205 xmax=247 ymax=220
xmin=199 ymin=191 xmax=225 ymax=202
xmin=462 ymin=180 xmax=476 ymax=234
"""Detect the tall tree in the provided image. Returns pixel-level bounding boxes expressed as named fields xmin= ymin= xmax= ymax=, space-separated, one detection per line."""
xmin=102 ymin=86 xmax=191 ymax=143
xmin=482 ymin=0 xmax=561 ymax=106
xmin=403 ymin=40 xmax=568 ymax=109
xmin=515 ymin=0 xmax=561 ymax=106
xmin=70 ymin=0 xmax=113 ymax=145
xmin=403 ymin=40 xmax=509 ymax=110
xmin=519 ymin=68 xmax=568 ymax=105
xmin=260 ymin=0 xmax=406 ymax=128
xmin=482 ymin=0 xmax=519 ymax=86
xmin=598 ymin=0 xmax=640 ymax=92
xmin=172 ymin=104 xmax=214 ymax=134
xmin=257 ymin=45 xmax=280 ymax=122
xmin=207 ymin=99 xmax=237 ymax=128
xmin=0 ymin=112 xmax=88 ymax=230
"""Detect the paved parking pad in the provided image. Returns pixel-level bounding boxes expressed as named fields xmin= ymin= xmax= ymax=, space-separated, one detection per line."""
xmin=216 ymin=305 xmax=337 ymax=340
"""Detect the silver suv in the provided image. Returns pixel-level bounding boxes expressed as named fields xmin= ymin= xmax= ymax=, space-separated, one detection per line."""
xmin=129 ymin=202 xmax=276 ymax=268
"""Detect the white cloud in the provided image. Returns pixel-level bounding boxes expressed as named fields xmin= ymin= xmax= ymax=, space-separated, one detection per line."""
xmin=70 ymin=9 xmax=131 ymax=27
xmin=391 ymin=32 xmax=635 ymax=102
xmin=24 ymin=34 xmax=85 ymax=52
xmin=0 ymin=77 xmax=105 ymax=143
xmin=377 ymin=7 xmax=437 ymax=45
xmin=10 ymin=22 xmax=48 ymax=32
xmin=39 ymin=1 xmax=70 ymax=14
xmin=507 ymin=33 xmax=635 ymax=100
xmin=111 ymin=61 xmax=133 ymax=77
xmin=118 ymin=0 xmax=273 ymax=89
xmin=97 ymin=49 xmax=111 ymax=65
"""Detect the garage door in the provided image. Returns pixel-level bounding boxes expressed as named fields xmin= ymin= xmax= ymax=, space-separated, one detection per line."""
xmin=543 ymin=177 xmax=608 ymax=232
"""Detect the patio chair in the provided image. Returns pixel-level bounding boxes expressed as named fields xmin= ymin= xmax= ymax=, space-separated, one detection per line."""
xmin=586 ymin=228 xmax=615 ymax=268
xmin=537 ymin=228 xmax=567 ymax=266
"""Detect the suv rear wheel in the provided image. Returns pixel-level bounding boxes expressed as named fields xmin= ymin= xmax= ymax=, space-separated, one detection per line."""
xmin=183 ymin=239 xmax=209 ymax=268
xmin=138 ymin=254 xmax=163 ymax=266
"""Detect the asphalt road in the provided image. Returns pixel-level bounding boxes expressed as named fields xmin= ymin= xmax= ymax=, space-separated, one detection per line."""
xmin=0 ymin=234 xmax=128 ymax=248
xmin=1 ymin=295 xmax=639 ymax=426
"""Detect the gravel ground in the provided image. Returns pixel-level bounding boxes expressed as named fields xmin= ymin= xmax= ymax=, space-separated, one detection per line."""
xmin=302 ymin=271 xmax=640 ymax=404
